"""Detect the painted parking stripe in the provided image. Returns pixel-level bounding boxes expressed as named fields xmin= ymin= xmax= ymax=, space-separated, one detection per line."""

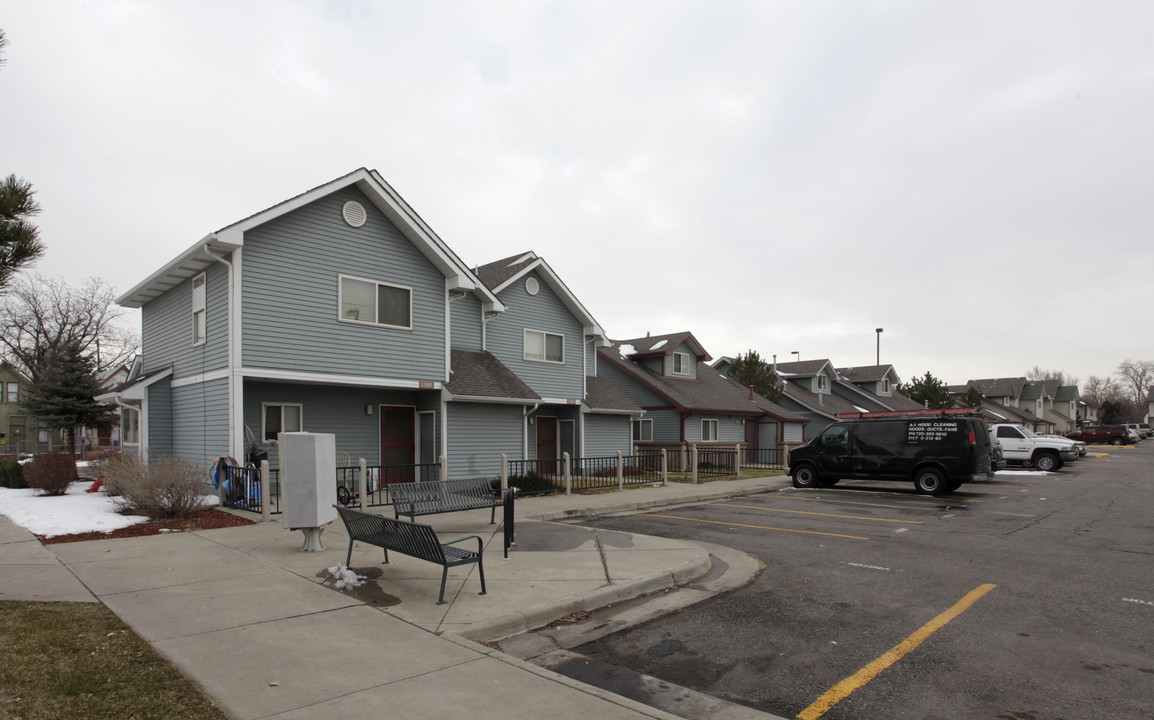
xmin=644 ymin=514 xmax=869 ymax=541
xmin=1122 ymin=597 xmax=1154 ymax=606
xmin=779 ymin=496 xmax=981 ymax=512
xmin=714 ymin=503 xmax=922 ymax=525
xmin=797 ymin=583 xmax=997 ymax=720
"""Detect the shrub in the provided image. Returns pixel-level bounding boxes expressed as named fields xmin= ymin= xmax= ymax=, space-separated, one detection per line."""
xmin=103 ymin=455 xmax=209 ymax=519
xmin=23 ymin=454 xmax=78 ymax=496
xmin=0 ymin=459 xmax=26 ymax=489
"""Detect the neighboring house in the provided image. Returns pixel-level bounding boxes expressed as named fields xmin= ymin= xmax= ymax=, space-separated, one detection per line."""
xmin=598 ymin=332 xmax=808 ymax=457
xmin=1146 ymin=388 xmax=1153 ymax=424
xmin=109 ymin=168 xmax=636 ymax=479
xmin=948 ymin=377 xmax=1075 ymax=434
xmin=773 ymin=359 xmax=918 ymax=439
xmin=85 ymin=362 xmax=133 ymax=450
xmin=0 ymin=362 xmax=40 ymax=456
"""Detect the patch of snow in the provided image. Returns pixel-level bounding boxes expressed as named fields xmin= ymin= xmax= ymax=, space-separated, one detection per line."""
xmin=649 ymin=339 xmax=668 ymax=351
xmin=853 ymin=405 xmax=871 ymax=413
xmin=618 ymin=343 xmax=637 ymax=358
xmin=327 ymin=564 xmax=367 ymax=590
xmin=507 ymin=252 xmax=536 ymax=267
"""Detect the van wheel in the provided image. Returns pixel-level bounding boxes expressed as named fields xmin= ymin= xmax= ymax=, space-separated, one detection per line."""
xmin=1112 ymin=437 xmax=1124 ymax=446
xmin=1034 ymin=452 xmax=1060 ymax=472
xmin=914 ymin=469 xmax=948 ymax=496
xmin=792 ymin=464 xmax=820 ymax=489
xmin=818 ymin=478 xmax=840 ymax=488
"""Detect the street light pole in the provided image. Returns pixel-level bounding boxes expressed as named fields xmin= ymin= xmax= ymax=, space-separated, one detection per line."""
xmin=791 ymin=350 xmax=800 ymax=363
xmin=875 ymin=328 xmax=884 ymax=365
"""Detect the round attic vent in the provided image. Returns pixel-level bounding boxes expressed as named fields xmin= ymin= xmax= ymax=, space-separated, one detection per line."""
xmin=342 ymin=200 xmax=367 ymax=228
xmin=525 ymin=277 xmax=540 ymax=295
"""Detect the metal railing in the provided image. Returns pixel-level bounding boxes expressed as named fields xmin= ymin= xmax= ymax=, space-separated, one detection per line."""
xmin=743 ymin=447 xmax=785 ymax=468
xmin=695 ymin=447 xmax=737 ymax=479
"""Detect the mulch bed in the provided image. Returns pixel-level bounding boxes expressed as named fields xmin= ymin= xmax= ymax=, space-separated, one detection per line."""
xmin=38 ymin=509 xmax=256 ymax=545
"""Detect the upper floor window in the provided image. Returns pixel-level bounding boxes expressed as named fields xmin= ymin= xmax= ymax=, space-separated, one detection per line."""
xmin=672 ymin=352 xmax=691 ymax=376
xmin=701 ymin=418 xmax=718 ymax=442
xmin=339 ymin=275 xmax=412 ymax=329
xmin=192 ymin=273 xmax=206 ymax=346
xmin=4 ymin=382 xmax=17 ymax=403
xmin=880 ymin=378 xmax=890 ymax=394
xmin=817 ymin=374 xmax=828 ymax=391
xmin=263 ymin=403 xmax=303 ymax=442
xmin=632 ymin=418 xmax=653 ymax=442
xmin=524 ymin=329 xmax=564 ymax=363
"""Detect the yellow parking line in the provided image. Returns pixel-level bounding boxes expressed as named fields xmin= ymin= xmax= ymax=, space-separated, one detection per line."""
xmin=780 ymin=495 xmax=980 ymax=511
xmin=715 ymin=503 xmax=921 ymax=525
xmin=797 ymin=583 xmax=997 ymax=720
xmin=644 ymin=514 xmax=869 ymax=541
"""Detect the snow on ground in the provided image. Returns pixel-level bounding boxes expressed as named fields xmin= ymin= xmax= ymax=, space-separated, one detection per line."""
xmin=0 ymin=481 xmax=220 ymax=538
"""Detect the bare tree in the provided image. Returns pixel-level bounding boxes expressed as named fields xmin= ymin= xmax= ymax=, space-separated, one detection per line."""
xmin=0 ymin=274 xmax=138 ymax=382
xmin=1114 ymin=359 xmax=1153 ymax=405
xmin=1026 ymin=366 xmax=1078 ymax=388
xmin=1081 ymin=375 xmax=1122 ymax=407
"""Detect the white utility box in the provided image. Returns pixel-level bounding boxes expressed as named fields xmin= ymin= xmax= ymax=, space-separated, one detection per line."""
xmin=279 ymin=432 xmax=337 ymax=550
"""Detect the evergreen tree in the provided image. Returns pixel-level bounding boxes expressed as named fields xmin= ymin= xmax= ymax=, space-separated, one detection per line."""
xmin=961 ymin=386 xmax=984 ymax=409
xmin=899 ymin=371 xmax=955 ymax=409
xmin=0 ymin=32 xmax=47 ymax=290
xmin=20 ymin=340 xmax=118 ymax=452
xmin=727 ymin=349 xmax=784 ymax=403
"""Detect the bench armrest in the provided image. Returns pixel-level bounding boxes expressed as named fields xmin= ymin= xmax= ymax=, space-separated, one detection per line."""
xmin=441 ymin=535 xmax=484 ymax=552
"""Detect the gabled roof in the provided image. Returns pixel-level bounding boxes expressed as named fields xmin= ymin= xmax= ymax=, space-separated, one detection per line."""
xmin=779 ymin=382 xmax=865 ymax=420
xmin=118 ymin=168 xmax=504 ymax=312
xmin=965 ymin=377 xmax=1027 ymax=399
xmin=836 ymin=364 xmax=899 ymax=384
xmin=583 ymin=376 xmax=642 ymax=414
xmin=1054 ymin=385 xmax=1080 ymax=402
xmin=599 ymin=346 xmax=806 ymax=422
xmin=444 ymin=350 xmax=539 ymax=402
xmin=774 ymin=359 xmax=834 ymax=377
xmin=614 ymin=332 xmax=711 ymax=362
xmin=475 ymin=251 xmax=604 ymax=337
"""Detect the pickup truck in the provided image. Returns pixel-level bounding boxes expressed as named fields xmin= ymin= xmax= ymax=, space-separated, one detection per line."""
xmin=1067 ymin=425 xmax=1132 ymax=446
xmin=990 ymin=424 xmax=1079 ymax=470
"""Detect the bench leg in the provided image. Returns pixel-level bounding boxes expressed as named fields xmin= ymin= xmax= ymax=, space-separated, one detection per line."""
xmin=476 ymin=556 xmax=487 ymax=596
xmin=489 ymin=504 xmax=496 ymax=524
xmin=382 ymin=548 xmax=389 ymax=564
xmin=437 ymin=567 xmax=449 ymax=605
xmin=345 ymin=540 xmax=354 ymax=568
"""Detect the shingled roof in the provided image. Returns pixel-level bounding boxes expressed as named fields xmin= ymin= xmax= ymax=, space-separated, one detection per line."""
xmin=584 ymin=376 xmax=642 ymax=413
xmin=445 ymin=350 xmax=539 ymax=401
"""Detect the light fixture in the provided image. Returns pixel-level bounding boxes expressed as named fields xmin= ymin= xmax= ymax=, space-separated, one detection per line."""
xmin=365 ymin=404 xmax=373 ymax=415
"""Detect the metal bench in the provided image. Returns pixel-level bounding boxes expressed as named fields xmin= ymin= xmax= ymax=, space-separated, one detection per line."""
xmin=333 ymin=505 xmax=487 ymax=605
xmin=389 ymin=477 xmax=501 ymax=524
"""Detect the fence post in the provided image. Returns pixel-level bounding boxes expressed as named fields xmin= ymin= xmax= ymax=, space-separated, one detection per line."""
xmin=218 ymin=470 xmax=226 ymax=506
xmin=260 ymin=460 xmax=271 ymax=522
xmin=500 ymin=453 xmax=508 ymax=491
xmin=439 ymin=455 xmax=448 ymax=483
xmin=617 ymin=450 xmax=624 ymax=490
xmin=563 ymin=451 xmax=571 ymax=495
xmin=681 ymin=442 xmax=688 ymax=473
xmin=691 ymin=444 xmax=699 ymax=484
xmin=661 ymin=448 xmax=668 ymax=486
xmin=735 ymin=443 xmax=742 ymax=479
xmin=358 ymin=457 xmax=368 ymax=511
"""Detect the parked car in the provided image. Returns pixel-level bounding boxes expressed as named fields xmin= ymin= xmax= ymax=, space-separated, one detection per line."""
xmin=1067 ymin=425 xmax=1133 ymax=446
xmin=1124 ymin=423 xmax=1149 ymax=440
xmin=1126 ymin=426 xmax=1142 ymax=443
xmin=1140 ymin=423 xmax=1153 ymax=438
xmin=787 ymin=416 xmax=998 ymax=496
xmin=1043 ymin=434 xmax=1086 ymax=457
xmin=990 ymin=424 xmax=1078 ymax=470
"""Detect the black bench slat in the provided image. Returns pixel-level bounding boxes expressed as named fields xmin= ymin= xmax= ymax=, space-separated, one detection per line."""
xmin=334 ymin=505 xmax=486 ymax=605
xmin=390 ymin=478 xmax=501 ymax=523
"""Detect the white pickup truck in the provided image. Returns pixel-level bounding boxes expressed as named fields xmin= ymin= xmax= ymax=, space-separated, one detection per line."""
xmin=989 ymin=424 xmax=1079 ymax=471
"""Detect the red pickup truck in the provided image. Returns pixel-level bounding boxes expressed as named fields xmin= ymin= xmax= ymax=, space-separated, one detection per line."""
xmin=1067 ymin=425 xmax=1132 ymax=445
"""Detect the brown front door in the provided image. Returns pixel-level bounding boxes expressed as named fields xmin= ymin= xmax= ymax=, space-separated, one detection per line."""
xmin=536 ymin=417 xmax=557 ymax=473
xmin=380 ymin=406 xmax=415 ymax=482
xmin=745 ymin=419 xmax=759 ymax=463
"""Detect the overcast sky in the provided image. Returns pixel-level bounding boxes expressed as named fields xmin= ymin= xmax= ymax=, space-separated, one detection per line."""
xmin=3 ymin=1 xmax=1151 ymax=388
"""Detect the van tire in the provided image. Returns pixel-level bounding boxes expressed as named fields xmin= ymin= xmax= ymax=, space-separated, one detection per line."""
xmin=914 ymin=468 xmax=948 ymax=496
xmin=1034 ymin=452 xmax=1061 ymax=472
xmin=818 ymin=478 xmax=840 ymax=488
xmin=792 ymin=464 xmax=820 ymax=489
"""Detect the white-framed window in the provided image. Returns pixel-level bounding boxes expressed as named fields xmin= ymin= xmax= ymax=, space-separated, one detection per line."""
xmin=632 ymin=418 xmax=653 ymax=442
xmin=4 ymin=382 xmax=17 ymax=403
xmin=192 ymin=273 xmax=206 ymax=346
xmin=880 ymin=378 xmax=890 ymax=394
xmin=701 ymin=419 xmax=718 ymax=442
xmin=672 ymin=352 xmax=691 ymax=376
xmin=817 ymin=374 xmax=828 ymax=391
xmin=339 ymin=274 xmax=412 ymax=329
xmin=121 ymin=407 xmax=139 ymax=445
xmin=263 ymin=403 xmax=303 ymax=442
xmin=524 ymin=329 xmax=564 ymax=363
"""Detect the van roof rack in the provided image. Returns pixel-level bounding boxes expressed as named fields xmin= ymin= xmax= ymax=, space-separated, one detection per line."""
xmin=837 ymin=408 xmax=981 ymax=420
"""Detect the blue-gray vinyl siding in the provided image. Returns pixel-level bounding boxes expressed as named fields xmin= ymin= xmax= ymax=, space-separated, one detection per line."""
xmin=584 ymin=414 xmax=631 ymax=457
xmin=597 ymin=361 xmax=668 ymax=408
xmin=243 ymin=380 xmax=439 ymax=467
xmin=486 ymin=271 xmax=584 ymax=399
xmin=171 ymin=378 xmax=229 ymax=466
xmin=446 ymin=402 xmax=524 ymax=480
xmin=146 ymin=378 xmax=173 ymax=458
xmin=240 ymin=186 xmax=447 ymax=381
xmin=647 ymin=409 xmax=682 ymax=442
xmin=140 ymin=262 xmax=229 ymax=379
xmin=450 ymin=292 xmax=483 ymax=352
xmin=664 ymin=343 xmax=698 ymax=380
xmin=685 ymin=414 xmax=744 ymax=443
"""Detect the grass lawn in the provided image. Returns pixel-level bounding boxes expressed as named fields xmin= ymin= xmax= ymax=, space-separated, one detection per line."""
xmin=0 ymin=601 xmax=231 ymax=720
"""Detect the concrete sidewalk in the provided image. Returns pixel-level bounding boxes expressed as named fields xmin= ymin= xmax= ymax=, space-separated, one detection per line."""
xmin=2 ymin=475 xmax=790 ymax=720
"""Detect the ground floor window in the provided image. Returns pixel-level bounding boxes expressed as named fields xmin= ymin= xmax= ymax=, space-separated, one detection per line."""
xmin=121 ymin=407 xmax=139 ymax=445
xmin=632 ymin=418 xmax=653 ymax=442
xmin=263 ymin=403 xmax=303 ymax=442
xmin=701 ymin=418 xmax=718 ymax=442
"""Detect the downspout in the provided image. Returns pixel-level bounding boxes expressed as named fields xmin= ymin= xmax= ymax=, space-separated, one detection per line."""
xmin=204 ymin=243 xmax=237 ymax=459
xmin=583 ymin=336 xmax=596 ymax=399
xmin=523 ymin=402 xmax=539 ymax=459
xmin=446 ymin=288 xmax=467 ymax=377
xmin=482 ymin=310 xmax=499 ymax=351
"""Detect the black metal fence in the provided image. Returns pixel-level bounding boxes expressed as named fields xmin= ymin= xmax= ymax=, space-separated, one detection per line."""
xmin=219 ymin=464 xmax=281 ymax=515
xmin=696 ymin=448 xmax=737 ymax=479
xmin=744 ymin=447 xmax=785 ymax=468
xmin=506 ymin=459 xmax=563 ymax=495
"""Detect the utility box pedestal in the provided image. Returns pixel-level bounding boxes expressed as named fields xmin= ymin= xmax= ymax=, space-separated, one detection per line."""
xmin=280 ymin=432 xmax=337 ymax=551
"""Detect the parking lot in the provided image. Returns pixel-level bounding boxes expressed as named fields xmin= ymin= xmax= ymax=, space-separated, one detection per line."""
xmin=559 ymin=444 xmax=1153 ymax=719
